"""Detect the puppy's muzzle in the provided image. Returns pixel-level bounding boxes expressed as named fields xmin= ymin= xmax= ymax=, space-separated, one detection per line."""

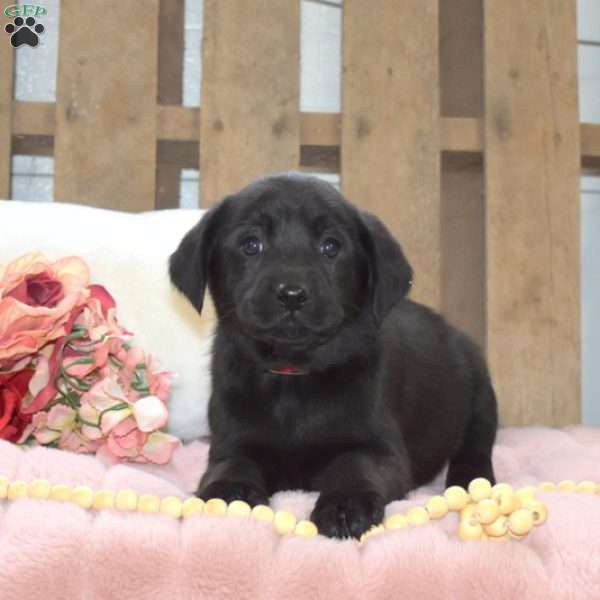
xmin=276 ymin=283 xmax=308 ymax=311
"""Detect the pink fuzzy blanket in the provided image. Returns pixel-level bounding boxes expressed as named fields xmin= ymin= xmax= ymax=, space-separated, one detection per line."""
xmin=1 ymin=426 xmax=599 ymax=600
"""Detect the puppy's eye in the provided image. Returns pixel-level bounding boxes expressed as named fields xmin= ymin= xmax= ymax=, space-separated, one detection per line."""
xmin=320 ymin=237 xmax=341 ymax=258
xmin=241 ymin=236 xmax=263 ymax=256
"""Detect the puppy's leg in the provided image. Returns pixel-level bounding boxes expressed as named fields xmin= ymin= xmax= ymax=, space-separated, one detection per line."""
xmin=197 ymin=456 xmax=269 ymax=507
xmin=446 ymin=380 xmax=498 ymax=489
xmin=310 ymin=451 xmax=412 ymax=539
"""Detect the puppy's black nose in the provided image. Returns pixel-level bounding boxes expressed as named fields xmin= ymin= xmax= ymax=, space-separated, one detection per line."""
xmin=277 ymin=284 xmax=308 ymax=310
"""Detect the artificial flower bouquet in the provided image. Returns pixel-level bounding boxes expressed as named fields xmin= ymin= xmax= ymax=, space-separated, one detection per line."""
xmin=0 ymin=252 xmax=180 ymax=464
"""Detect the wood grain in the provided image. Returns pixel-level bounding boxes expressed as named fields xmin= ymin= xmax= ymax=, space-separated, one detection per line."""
xmin=15 ymin=102 xmax=600 ymax=168
xmin=156 ymin=0 xmax=185 ymax=210
xmin=439 ymin=0 xmax=485 ymax=349
xmin=200 ymin=0 xmax=300 ymax=206
xmin=342 ymin=0 xmax=441 ymax=309
xmin=484 ymin=0 xmax=581 ymax=426
xmin=0 ymin=32 xmax=13 ymax=199
xmin=54 ymin=0 xmax=159 ymax=211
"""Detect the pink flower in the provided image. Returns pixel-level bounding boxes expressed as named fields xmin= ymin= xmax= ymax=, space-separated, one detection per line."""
xmin=147 ymin=356 xmax=173 ymax=403
xmin=31 ymin=404 xmax=76 ymax=444
xmin=132 ymin=395 xmax=169 ymax=432
xmin=96 ymin=421 xmax=179 ymax=465
xmin=0 ymin=253 xmax=90 ymax=364
xmin=78 ymin=377 xmax=132 ymax=434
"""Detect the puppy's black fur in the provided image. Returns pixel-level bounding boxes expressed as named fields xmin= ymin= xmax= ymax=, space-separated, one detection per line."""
xmin=170 ymin=173 xmax=497 ymax=539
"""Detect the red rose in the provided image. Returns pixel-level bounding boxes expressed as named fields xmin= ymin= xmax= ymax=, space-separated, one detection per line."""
xmin=0 ymin=369 xmax=34 ymax=442
xmin=5 ymin=272 xmax=65 ymax=308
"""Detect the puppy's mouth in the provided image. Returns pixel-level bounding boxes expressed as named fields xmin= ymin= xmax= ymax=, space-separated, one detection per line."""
xmin=244 ymin=314 xmax=340 ymax=348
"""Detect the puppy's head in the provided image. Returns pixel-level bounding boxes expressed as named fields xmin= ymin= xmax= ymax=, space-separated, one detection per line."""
xmin=170 ymin=174 xmax=412 ymax=359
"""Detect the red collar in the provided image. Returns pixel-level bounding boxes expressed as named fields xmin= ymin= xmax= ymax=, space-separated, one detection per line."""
xmin=269 ymin=365 xmax=307 ymax=375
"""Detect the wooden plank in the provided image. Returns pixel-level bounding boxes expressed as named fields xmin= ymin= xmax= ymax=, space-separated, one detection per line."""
xmin=13 ymin=101 xmax=54 ymax=136
xmin=0 ymin=32 xmax=13 ymax=199
xmin=301 ymin=112 xmax=341 ymax=146
xmin=342 ymin=0 xmax=441 ymax=308
xmin=439 ymin=0 xmax=485 ymax=349
xmin=157 ymin=106 xmax=200 ymax=142
xmin=200 ymin=0 xmax=300 ymax=206
xmin=484 ymin=0 xmax=581 ymax=426
xmin=440 ymin=0 xmax=483 ymax=118
xmin=156 ymin=0 xmax=185 ymax=210
xmin=441 ymin=156 xmax=485 ymax=347
xmin=53 ymin=1 xmax=159 ymax=211
xmin=582 ymin=123 xmax=600 ymax=171
xmin=441 ymin=117 xmax=483 ymax=154
xmin=9 ymin=102 xmax=600 ymax=166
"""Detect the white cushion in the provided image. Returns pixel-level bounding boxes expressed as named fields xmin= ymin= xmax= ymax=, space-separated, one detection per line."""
xmin=0 ymin=200 xmax=215 ymax=441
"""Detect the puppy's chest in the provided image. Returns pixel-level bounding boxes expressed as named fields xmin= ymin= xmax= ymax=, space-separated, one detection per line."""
xmin=268 ymin=386 xmax=333 ymax=444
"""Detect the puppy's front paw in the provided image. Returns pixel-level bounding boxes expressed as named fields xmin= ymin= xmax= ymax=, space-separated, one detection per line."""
xmin=197 ymin=480 xmax=269 ymax=507
xmin=311 ymin=491 xmax=385 ymax=539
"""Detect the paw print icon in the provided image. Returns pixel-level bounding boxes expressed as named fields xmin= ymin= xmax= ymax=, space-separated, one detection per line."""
xmin=5 ymin=16 xmax=45 ymax=48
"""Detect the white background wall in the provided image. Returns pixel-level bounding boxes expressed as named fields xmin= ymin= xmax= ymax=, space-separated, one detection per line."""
xmin=5 ymin=0 xmax=599 ymax=423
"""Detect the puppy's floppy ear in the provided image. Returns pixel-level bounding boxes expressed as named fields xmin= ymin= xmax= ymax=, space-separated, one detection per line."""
xmin=360 ymin=211 xmax=413 ymax=323
xmin=169 ymin=203 xmax=223 ymax=314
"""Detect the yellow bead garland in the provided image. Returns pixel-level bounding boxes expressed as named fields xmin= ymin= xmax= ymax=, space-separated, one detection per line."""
xmin=1 ymin=474 xmax=598 ymax=543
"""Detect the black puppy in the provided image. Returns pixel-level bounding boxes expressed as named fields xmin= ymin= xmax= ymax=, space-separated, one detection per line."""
xmin=170 ymin=173 xmax=497 ymax=539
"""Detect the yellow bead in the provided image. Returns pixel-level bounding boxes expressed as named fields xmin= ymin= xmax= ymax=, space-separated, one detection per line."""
xmin=93 ymin=489 xmax=115 ymax=510
xmin=251 ymin=504 xmax=274 ymax=523
xmin=295 ymin=520 xmax=319 ymax=537
xmin=468 ymin=478 xmax=492 ymax=502
xmin=115 ymin=489 xmax=138 ymax=511
xmin=182 ymin=497 xmax=205 ymax=518
xmin=576 ymin=481 xmax=596 ymax=494
xmin=425 ymin=495 xmax=449 ymax=519
xmin=444 ymin=486 xmax=470 ymax=511
xmin=137 ymin=494 xmax=161 ymax=513
xmin=515 ymin=486 xmax=537 ymax=502
xmin=483 ymin=515 xmax=509 ymax=537
xmin=160 ymin=496 xmax=183 ymax=518
xmin=273 ymin=510 xmax=297 ymax=535
xmin=487 ymin=533 xmax=510 ymax=542
xmin=520 ymin=499 xmax=547 ymax=526
xmin=359 ymin=524 xmax=385 ymax=544
xmin=538 ymin=481 xmax=556 ymax=492
xmin=205 ymin=498 xmax=227 ymax=516
xmin=384 ymin=513 xmax=409 ymax=530
xmin=28 ymin=479 xmax=50 ymax=499
xmin=7 ymin=480 xmax=27 ymax=501
xmin=491 ymin=484 xmax=519 ymax=515
xmin=496 ymin=491 xmax=520 ymax=515
xmin=71 ymin=486 xmax=94 ymax=509
xmin=508 ymin=508 xmax=534 ymax=536
xmin=491 ymin=483 xmax=514 ymax=497
xmin=0 ymin=476 xmax=9 ymax=499
xmin=509 ymin=530 xmax=527 ymax=541
xmin=459 ymin=519 xmax=483 ymax=540
xmin=557 ymin=480 xmax=576 ymax=492
xmin=476 ymin=499 xmax=500 ymax=525
xmin=50 ymin=484 xmax=72 ymax=502
xmin=460 ymin=503 xmax=477 ymax=523
xmin=227 ymin=500 xmax=251 ymax=518
xmin=406 ymin=506 xmax=430 ymax=526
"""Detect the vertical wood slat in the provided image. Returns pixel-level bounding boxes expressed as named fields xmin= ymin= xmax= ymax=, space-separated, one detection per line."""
xmin=0 ymin=34 xmax=13 ymax=199
xmin=440 ymin=0 xmax=485 ymax=348
xmin=484 ymin=0 xmax=581 ymax=426
xmin=200 ymin=0 xmax=300 ymax=206
xmin=54 ymin=1 xmax=159 ymax=212
xmin=341 ymin=0 xmax=441 ymax=309
xmin=156 ymin=0 xmax=185 ymax=210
